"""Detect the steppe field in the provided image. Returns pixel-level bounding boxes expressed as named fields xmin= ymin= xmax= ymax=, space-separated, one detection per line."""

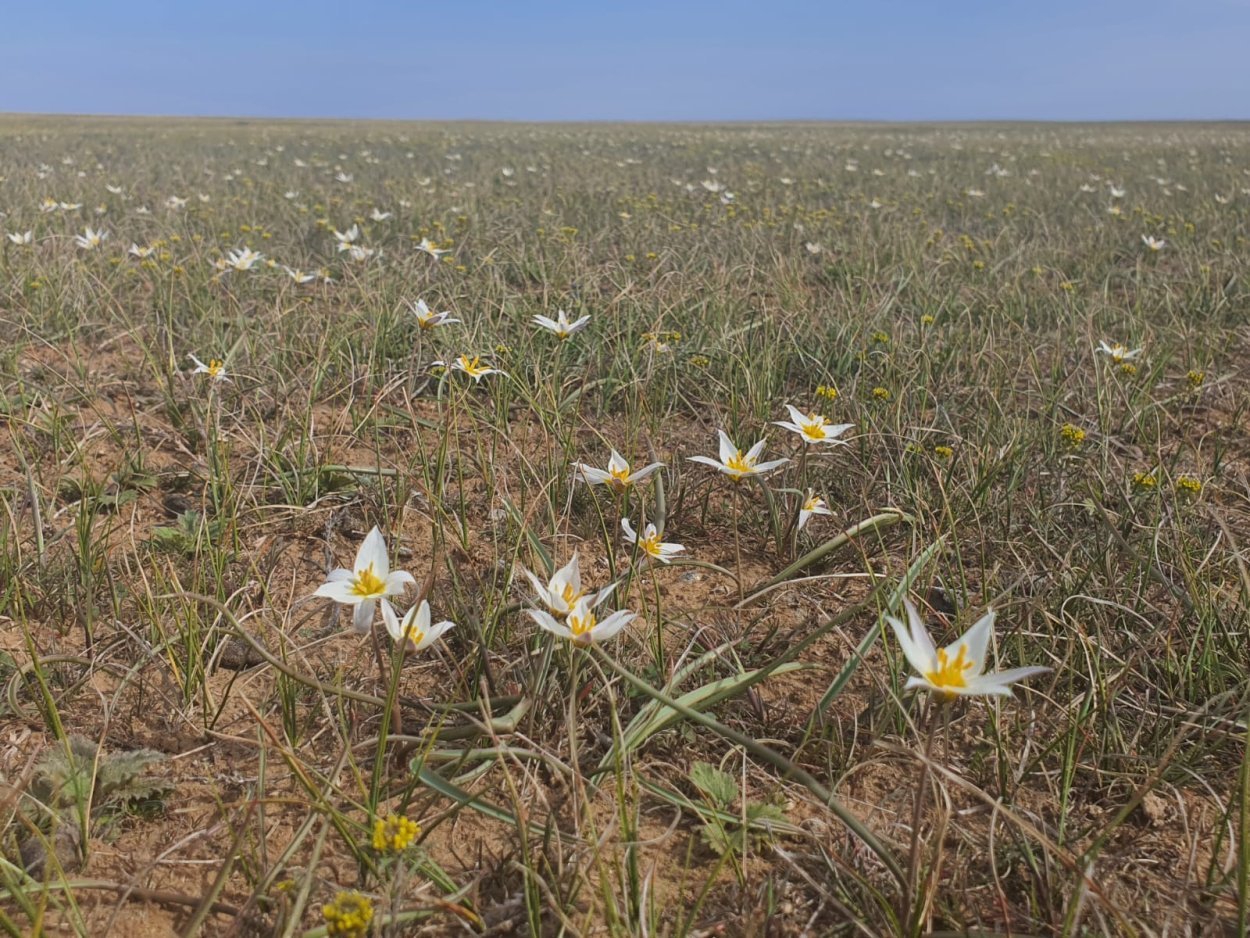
xmin=1 ymin=116 xmax=1248 ymax=937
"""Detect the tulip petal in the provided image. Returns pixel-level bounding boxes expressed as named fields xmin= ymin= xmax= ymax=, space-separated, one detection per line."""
xmin=592 ymin=609 xmax=636 ymax=642
xmin=414 ymin=619 xmax=455 ymax=651
xmin=956 ymin=609 xmax=995 ymax=676
xmin=355 ymin=527 xmax=390 ymax=579
xmin=314 ymin=580 xmax=359 ymax=603
xmin=384 ymin=570 xmax=416 ymax=595
xmin=904 ymin=599 xmax=939 ymax=665
xmin=688 ymin=455 xmax=723 ymax=469
xmin=352 ymin=598 xmax=376 ymax=634
xmin=887 ymin=613 xmax=934 ymax=676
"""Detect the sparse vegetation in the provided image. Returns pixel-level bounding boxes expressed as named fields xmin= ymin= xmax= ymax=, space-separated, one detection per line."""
xmin=0 ymin=115 xmax=1248 ymax=935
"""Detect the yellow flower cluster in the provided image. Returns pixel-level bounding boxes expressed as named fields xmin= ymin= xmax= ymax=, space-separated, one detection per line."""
xmin=1132 ymin=472 xmax=1157 ymax=490
xmin=1175 ymin=475 xmax=1202 ymax=496
xmin=1060 ymin=423 xmax=1086 ymax=447
xmin=372 ymin=814 xmax=420 ymax=854
xmin=323 ymin=891 xmax=374 ymax=938
xmin=815 ymin=385 xmax=839 ymax=401
xmin=641 ymin=330 xmax=682 ymax=345
xmin=1186 ymin=369 xmax=1205 ymax=390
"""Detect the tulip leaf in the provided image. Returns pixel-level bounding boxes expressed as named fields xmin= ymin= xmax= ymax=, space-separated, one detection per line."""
xmin=806 ymin=536 xmax=945 ymax=729
xmin=594 ymin=661 xmax=805 ymax=778
xmin=499 ymin=495 xmax=554 ymax=576
xmin=740 ymin=509 xmax=912 ymax=607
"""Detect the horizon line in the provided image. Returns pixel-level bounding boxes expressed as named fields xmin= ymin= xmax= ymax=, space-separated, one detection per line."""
xmin=2 ymin=110 xmax=1249 ymax=126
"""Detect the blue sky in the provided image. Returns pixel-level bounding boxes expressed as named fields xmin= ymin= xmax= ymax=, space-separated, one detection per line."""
xmin=2 ymin=0 xmax=1248 ymax=121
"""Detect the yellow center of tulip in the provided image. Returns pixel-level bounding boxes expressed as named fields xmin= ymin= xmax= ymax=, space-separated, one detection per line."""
xmin=458 ymin=355 xmax=488 ymax=377
xmin=724 ymin=451 xmax=752 ymax=475
xmin=207 ymin=359 xmax=224 ymax=378
xmin=801 ymin=415 xmax=827 ymax=440
xmin=926 ymin=644 xmax=973 ymax=691
xmin=351 ymin=564 xmax=387 ymax=598
xmin=568 ymin=609 xmax=596 ymax=639
xmin=560 ymin=582 xmax=584 ymax=607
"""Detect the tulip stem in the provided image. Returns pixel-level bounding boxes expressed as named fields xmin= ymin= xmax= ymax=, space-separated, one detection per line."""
xmin=906 ymin=698 xmax=948 ymax=934
xmin=371 ymin=626 xmax=403 ymax=739
xmin=732 ymin=483 xmax=745 ymax=604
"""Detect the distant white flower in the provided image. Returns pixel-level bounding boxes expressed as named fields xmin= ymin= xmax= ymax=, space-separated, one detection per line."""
xmin=221 ymin=247 xmax=264 ymax=272
xmin=313 ymin=526 xmax=415 ymax=633
xmin=689 ymin=430 xmax=788 ymax=481
xmin=574 ymin=449 xmax=663 ymax=492
xmin=187 ymin=353 xmax=230 ymax=382
xmin=7 ymin=230 xmax=33 ymax=245
xmin=1096 ymin=340 xmax=1142 ymax=364
xmin=380 ymin=598 xmax=455 ymax=653
xmin=369 ymin=208 xmax=392 ymax=221
xmin=621 ymin=518 xmax=684 ymax=564
xmin=433 ymin=355 xmax=506 ymax=383
xmin=797 ymin=490 xmax=831 ymax=530
xmin=128 ymin=243 xmax=155 ymax=258
xmin=282 ymin=266 xmax=318 ymax=283
xmin=332 ymin=224 xmax=359 ymax=250
xmin=804 ymin=242 xmax=822 ymax=255
xmin=1141 ymin=235 xmax=1165 ymax=252
xmin=1107 ymin=205 xmax=1122 ymax=216
xmin=965 ymin=188 xmax=985 ymax=198
xmin=74 ymin=227 xmax=107 ymax=250
xmin=335 ymin=172 xmax=353 ymax=183
xmin=774 ymin=405 xmax=853 ymax=446
xmin=701 ymin=179 xmax=725 ymax=193
xmin=887 ymin=599 xmax=1049 ymax=699
xmin=416 ymin=237 xmax=449 ymax=259
xmin=165 ymin=195 xmax=188 ymax=210
xmin=529 ymin=595 xmax=636 ymax=645
xmin=519 ymin=553 xmax=615 ymax=619
xmin=409 ymin=298 xmax=460 ymax=330
xmin=1109 ymin=185 xmax=1126 ymax=198
xmin=105 ymin=184 xmax=124 ymax=195
xmin=532 ymin=309 xmax=590 ymax=339
xmin=346 ymin=244 xmax=378 ymax=262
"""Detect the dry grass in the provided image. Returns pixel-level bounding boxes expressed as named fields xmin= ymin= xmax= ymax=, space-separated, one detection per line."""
xmin=1 ymin=115 xmax=1248 ymax=936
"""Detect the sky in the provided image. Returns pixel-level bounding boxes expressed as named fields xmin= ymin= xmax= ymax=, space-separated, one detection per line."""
xmin=2 ymin=0 xmax=1248 ymax=122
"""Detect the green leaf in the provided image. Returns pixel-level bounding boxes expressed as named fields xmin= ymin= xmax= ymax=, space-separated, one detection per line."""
xmin=806 ymin=536 xmax=945 ymax=728
xmin=595 ymin=662 xmax=805 ymax=778
xmin=690 ymin=761 xmax=737 ymax=809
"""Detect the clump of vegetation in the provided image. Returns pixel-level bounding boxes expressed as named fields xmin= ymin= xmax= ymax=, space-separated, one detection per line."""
xmin=16 ymin=736 xmax=172 ymax=875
